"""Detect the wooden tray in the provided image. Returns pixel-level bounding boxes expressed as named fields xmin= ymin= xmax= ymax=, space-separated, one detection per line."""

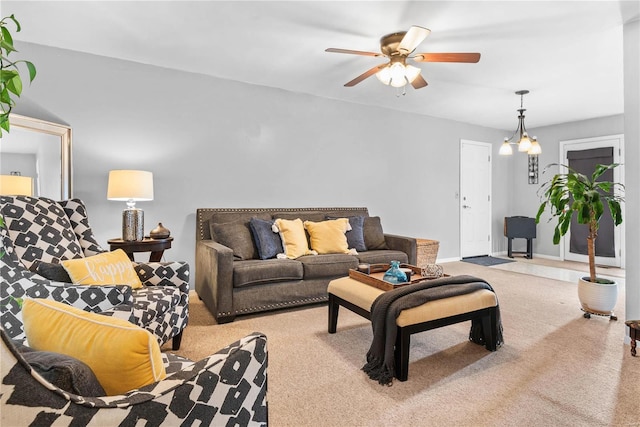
xmin=348 ymin=263 xmax=446 ymax=291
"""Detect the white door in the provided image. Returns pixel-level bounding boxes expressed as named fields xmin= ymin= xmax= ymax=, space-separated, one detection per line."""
xmin=559 ymin=135 xmax=624 ymax=268
xmin=460 ymin=140 xmax=492 ymax=258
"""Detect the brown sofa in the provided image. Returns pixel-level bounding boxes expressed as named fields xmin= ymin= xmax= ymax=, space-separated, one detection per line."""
xmin=195 ymin=207 xmax=418 ymax=323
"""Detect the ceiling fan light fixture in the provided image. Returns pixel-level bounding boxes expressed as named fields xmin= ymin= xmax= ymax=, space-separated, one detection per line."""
xmin=375 ymin=66 xmax=392 ymax=85
xmin=404 ymin=65 xmax=421 ymax=83
xmin=389 ymin=63 xmax=407 ymax=87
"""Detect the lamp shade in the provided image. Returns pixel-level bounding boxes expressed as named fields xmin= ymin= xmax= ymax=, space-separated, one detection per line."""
xmin=518 ymin=133 xmax=532 ymax=152
xmin=0 ymin=175 xmax=33 ymax=196
xmin=528 ymin=137 xmax=542 ymax=155
xmin=499 ymin=140 xmax=513 ymax=156
xmin=107 ymin=170 xmax=154 ymax=201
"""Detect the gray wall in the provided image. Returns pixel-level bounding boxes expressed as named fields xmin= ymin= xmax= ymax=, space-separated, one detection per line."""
xmin=508 ymin=115 xmax=625 ymax=257
xmin=13 ymin=42 xmax=509 ymax=276
xmin=623 ymin=18 xmax=639 ymax=321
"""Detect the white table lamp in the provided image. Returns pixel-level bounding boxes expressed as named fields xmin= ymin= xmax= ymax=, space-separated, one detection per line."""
xmin=107 ymin=170 xmax=153 ymax=241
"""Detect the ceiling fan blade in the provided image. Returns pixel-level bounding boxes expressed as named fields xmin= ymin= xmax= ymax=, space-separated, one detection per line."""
xmin=410 ymin=74 xmax=428 ymax=89
xmin=413 ymin=53 xmax=481 ymax=63
xmin=398 ymin=26 xmax=431 ymax=54
xmin=325 ymin=48 xmax=382 ymax=57
xmin=344 ymin=64 xmax=387 ymax=87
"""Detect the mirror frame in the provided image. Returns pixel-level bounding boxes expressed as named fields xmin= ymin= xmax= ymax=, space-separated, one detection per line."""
xmin=8 ymin=113 xmax=72 ymax=199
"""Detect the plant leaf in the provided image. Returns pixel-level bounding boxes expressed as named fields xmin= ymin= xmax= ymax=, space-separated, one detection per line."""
xmin=25 ymin=61 xmax=36 ymax=82
xmin=0 ymin=115 xmax=10 ymax=132
xmin=6 ymin=74 xmax=22 ymax=96
xmin=0 ymin=26 xmax=13 ymax=47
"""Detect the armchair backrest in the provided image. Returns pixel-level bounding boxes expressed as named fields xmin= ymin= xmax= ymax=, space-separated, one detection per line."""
xmin=0 ymin=197 xmax=125 ymax=341
xmin=0 ymin=196 xmax=106 ymax=271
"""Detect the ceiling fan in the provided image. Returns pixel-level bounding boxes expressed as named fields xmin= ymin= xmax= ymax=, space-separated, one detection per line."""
xmin=325 ymin=26 xmax=480 ymax=90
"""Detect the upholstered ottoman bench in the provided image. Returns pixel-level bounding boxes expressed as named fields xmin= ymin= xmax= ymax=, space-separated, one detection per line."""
xmin=328 ymin=276 xmax=499 ymax=381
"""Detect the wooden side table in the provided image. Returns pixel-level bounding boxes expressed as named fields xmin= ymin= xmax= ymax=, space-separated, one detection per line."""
xmin=107 ymin=237 xmax=173 ymax=262
xmin=625 ymin=320 xmax=640 ymax=357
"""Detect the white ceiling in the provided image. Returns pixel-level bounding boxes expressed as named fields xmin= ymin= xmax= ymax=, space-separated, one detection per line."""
xmin=4 ymin=1 xmax=638 ymax=130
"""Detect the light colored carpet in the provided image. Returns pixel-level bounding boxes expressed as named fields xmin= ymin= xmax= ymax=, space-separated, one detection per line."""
xmin=167 ymin=261 xmax=639 ymax=427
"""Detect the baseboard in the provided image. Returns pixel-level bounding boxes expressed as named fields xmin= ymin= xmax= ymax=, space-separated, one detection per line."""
xmin=437 ymin=257 xmax=461 ymax=264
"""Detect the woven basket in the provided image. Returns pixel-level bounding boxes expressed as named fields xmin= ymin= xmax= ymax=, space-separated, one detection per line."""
xmin=416 ymin=239 xmax=439 ymax=267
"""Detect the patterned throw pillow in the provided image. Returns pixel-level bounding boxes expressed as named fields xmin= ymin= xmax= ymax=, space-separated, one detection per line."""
xmin=249 ymin=217 xmax=283 ymax=260
xmin=61 ymin=249 xmax=143 ymax=289
xmin=23 ymin=298 xmax=166 ymax=396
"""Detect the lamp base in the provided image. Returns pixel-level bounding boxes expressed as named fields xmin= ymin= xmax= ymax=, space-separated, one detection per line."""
xmin=122 ymin=208 xmax=144 ymax=241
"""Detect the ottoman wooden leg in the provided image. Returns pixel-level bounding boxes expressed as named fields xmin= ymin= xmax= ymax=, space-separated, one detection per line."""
xmin=328 ymin=294 xmax=339 ymax=334
xmin=394 ymin=327 xmax=411 ymax=382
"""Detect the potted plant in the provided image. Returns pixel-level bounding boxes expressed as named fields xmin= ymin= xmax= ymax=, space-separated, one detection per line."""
xmin=535 ymin=163 xmax=624 ymax=320
xmin=0 ymin=14 xmax=37 ymax=137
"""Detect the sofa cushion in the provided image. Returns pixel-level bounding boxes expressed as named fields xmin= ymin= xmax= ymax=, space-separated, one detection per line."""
xmin=363 ymin=216 xmax=389 ymax=250
xmin=298 ymin=254 xmax=359 ymax=279
xmin=14 ymin=339 xmax=106 ymax=396
xmin=326 ymin=215 xmax=366 ymax=252
xmin=23 ymin=298 xmax=166 ymax=396
xmin=356 ymin=249 xmax=408 ymax=265
xmin=210 ymin=220 xmax=257 ymax=260
xmin=61 ymin=249 xmax=143 ymax=289
xmin=0 ymin=196 xmax=84 ymax=270
xmin=273 ymin=218 xmax=315 ymax=259
xmin=249 ymin=217 xmax=283 ymax=260
xmin=233 ymin=259 xmax=304 ymax=288
xmin=304 ymin=219 xmax=352 ymax=254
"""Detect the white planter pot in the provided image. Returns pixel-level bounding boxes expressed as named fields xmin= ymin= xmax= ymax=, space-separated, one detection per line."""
xmin=577 ymin=277 xmax=618 ymax=316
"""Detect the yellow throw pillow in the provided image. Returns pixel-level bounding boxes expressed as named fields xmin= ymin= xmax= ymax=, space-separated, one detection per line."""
xmin=272 ymin=218 xmax=315 ymax=259
xmin=61 ymin=249 xmax=143 ymax=289
xmin=304 ymin=219 xmax=353 ymax=254
xmin=22 ymin=298 xmax=166 ymax=396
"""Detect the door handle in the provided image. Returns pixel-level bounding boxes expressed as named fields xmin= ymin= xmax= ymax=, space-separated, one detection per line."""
xmin=462 ymin=205 xmax=471 ymax=209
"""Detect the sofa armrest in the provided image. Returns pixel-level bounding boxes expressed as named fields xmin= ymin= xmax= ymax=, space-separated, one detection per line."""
xmin=1 ymin=278 xmax=133 ymax=341
xmin=133 ymin=261 xmax=190 ymax=293
xmin=196 ymin=240 xmax=235 ymax=323
xmin=1 ymin=331 xmax=268 ymax=426
xmin=384 ymin=234 xmax=417 ymax=265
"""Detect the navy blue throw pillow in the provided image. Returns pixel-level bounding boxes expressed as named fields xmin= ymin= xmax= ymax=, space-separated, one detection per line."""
xmin=249 ymin=217 xmax=283 ymax=260
xmin=326 ymin=215 xmax=367 ymax=252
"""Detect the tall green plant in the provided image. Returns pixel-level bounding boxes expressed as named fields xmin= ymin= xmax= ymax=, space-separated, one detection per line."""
xmin=0 ymin=14 xmax=36 ymax=136
xmin=535 ymin=163 xmax=624 ymax=282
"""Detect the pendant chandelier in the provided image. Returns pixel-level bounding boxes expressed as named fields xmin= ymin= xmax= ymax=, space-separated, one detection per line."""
xmin=499 ymin=90 xmax=542 ymax=156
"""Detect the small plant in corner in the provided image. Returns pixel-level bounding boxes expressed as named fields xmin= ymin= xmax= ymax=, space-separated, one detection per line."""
xmin=535 ymin=163 xmax=624 ymax=283
xmin=0 ymin=14 xmax=37 ymax=137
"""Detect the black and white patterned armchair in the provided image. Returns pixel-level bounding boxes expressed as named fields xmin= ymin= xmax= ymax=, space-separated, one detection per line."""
xmin=0 ymin=196 xmax=189 ymax=350
xmin=1 ymin=328 xmax=268 ymax=426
